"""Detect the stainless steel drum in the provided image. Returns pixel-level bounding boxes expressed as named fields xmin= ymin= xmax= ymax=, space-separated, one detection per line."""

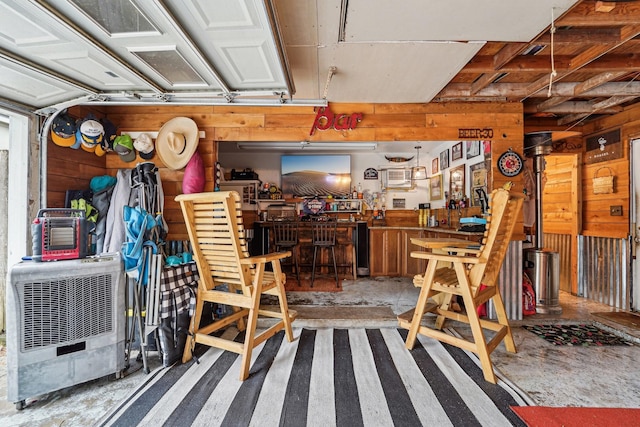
xmin=524 ymin=248 xmax=562 ymax=314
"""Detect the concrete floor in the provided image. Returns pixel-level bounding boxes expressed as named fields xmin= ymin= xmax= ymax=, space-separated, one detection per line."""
xmin=2 ymin=276 xmax=640 ymax=426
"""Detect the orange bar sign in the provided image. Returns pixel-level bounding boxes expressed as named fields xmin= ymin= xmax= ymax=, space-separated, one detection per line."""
xmin=310 ymin=107 xmax=362 ymax=136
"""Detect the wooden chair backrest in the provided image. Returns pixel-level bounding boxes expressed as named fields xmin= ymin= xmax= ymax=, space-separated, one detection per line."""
xmin=175 ymin=191 xmax=253 ymax=292
xmin=272 ymin=219 xmax=299 ymax=247
xmin=312 ymin=220 xmax=338 ymax=247
xmin=467 ymin=189 xmax=523 ymax=288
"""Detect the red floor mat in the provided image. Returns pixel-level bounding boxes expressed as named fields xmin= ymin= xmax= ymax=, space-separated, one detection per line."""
xmin=511 ymin=406 xmax=640 ymax=426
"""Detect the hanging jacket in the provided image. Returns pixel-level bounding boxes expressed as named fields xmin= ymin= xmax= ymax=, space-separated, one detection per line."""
xmin=103 ymin=169 xmax=134 ymax=254
xmin=92 ymin=184 xmax=115 ymax=254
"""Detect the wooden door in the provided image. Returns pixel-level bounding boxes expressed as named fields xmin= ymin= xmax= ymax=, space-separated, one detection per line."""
xmin=542 ymin=153 xmax=582 ymax=293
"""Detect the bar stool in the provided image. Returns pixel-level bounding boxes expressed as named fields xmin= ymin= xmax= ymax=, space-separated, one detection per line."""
xmin=272 ymin=219 xmax=300 ymax=283
xmin=311 ymin=220 xmax=339 ymax=288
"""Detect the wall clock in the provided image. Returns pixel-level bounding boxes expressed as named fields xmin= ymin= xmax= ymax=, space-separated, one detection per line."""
xmin=497 ymin=149 xmax=524 ymax=177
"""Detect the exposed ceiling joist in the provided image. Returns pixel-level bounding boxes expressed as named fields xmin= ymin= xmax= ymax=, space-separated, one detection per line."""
xmin=439 ymin=82 xmax=640 ymax=99
xmin=573 ymin=71 xmax=629 ymax=94
xmin=558 ymin=2 xmax=640 ymax=26
xmin=524 ymin=101 xmax=623 ymax=114
xmin=1 ymin=0 xmax=639 ymax=128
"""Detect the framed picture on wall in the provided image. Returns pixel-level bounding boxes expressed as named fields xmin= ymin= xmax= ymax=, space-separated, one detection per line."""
xmin=466 ymin=140 xmax=480 ymax=159
xmin=483 ymin=140 xmax=491 ymax=154
xmin=452 ymin=142 xmax=463 ymax=161
xmin=449 ymin=165 xmax=465 ymax=201
xmin=430 ymin=174 xmax=443 ymax=200
xmin=432 ymin=157 xmax=439 ymax=174
xmin=439 ymin=149 xmax=449 ymax=170
xmin=469 ymin=161 xmax=488 ymax=207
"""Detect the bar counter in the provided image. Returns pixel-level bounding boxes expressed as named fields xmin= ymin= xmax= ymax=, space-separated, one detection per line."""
xmin=251 ymin=220 xmax=362 ymax=280
xmin=367 ymin=224 xmax=484 ymax=277
xmin=251 ymin=220 xmax=485 ymax=280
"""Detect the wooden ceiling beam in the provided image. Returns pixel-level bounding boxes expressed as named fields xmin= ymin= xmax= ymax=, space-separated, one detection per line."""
xmin=556 ymin=95 xmax=638 ymax=126
xmin=573 ymin=71 xmax=629 ymax=94
xmin=535 ymin=27 xmax=622 ymax=44
xmin=461 ymin=54 xmax=640 ymax=73
xmin=558 ymin=2 xmax=640 ymax=26
xmin=437 ymin=81 xmax=640 ymax=98
xmin=557 ymin=112 xmax=590 ymax=126
xmin=591 ymin=95 xmax=639 ymax=110
xmin=492 ymin=42 xmax=530 ymax=69
xmin=525 ymin=24 xmax=640 ymax=98
xmin=524 ymin=101 xmax=623 ymax=114
xmin=536 ymin=96 xmax=574 ymax=111
xmin=470 ymin=72 xmax=504 ymax=95
xmin=469 ymin=43 xmax=528 ymax=95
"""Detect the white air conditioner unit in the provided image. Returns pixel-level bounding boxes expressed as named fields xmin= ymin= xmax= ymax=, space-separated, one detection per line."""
xmin=7 ymin=253 xmax=126 ymax=409
xmin=383 ymin=168 xmax=413 ymax=188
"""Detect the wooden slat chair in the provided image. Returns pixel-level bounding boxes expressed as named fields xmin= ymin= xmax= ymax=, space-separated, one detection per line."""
xmin=398 ymin=188 xmax=523 ymax=383
xmin=272 ymin=219 xmax=300 ymax=283
xmin=175 ymin=191 xmax=297 ymax=380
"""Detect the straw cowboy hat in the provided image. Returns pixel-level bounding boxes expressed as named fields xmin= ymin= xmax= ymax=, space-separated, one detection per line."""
xmin=156 ymin=117 xmax=199 ymax=170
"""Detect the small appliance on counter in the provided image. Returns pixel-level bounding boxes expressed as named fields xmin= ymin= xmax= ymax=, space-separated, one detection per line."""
xmin=230 ymin=168 xmax=259 ymax=180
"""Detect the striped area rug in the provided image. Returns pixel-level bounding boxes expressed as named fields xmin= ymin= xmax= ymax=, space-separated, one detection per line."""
xmin=100 ymin=328 xmax=530 ymax=427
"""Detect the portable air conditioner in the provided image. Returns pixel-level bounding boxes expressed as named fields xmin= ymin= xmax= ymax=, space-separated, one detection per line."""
xmin=6 ymin=253 xmax=126 ymax=409
xmin=384 ymin=168 xmax=413 ymax=188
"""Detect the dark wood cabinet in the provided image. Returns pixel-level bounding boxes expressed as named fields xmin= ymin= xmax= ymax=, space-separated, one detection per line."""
xmin=369 ymin=227 xmax=483 ymax=277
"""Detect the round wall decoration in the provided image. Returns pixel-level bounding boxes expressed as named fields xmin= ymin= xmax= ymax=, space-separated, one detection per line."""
xmin=497 ymin=149 xmax=524 ymax=177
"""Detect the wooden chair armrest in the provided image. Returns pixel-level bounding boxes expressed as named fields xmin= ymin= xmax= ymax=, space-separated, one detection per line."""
xmin=410 ymin=237 xmax=474 ymax=250
xmin=241 ymin=251 xmax=291 ymax=264
xmin=409 ymin=250 xmax=482 ymax=264
xmin=438 ymin=246 xmax=481 ymax=254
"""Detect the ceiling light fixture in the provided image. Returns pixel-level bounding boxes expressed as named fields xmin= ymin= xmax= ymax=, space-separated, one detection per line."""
xmin=412 ymin=145 xmax=428 ymax=180
xmin=236 ymin=142 xmax=377 ymax=151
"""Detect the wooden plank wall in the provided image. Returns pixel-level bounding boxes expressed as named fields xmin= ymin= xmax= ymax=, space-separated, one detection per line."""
xmin=51 ymin=102 xmax=524 ymax=241
xmin=46 ymin=106 xmax=107 ymax=207
xmin=543 ymin=154 xmax=582 ymax=235
xmin=579 ymin=103 xmax=640 ymax=239
xmin=543 ymin=154 xmax=582 ymax=293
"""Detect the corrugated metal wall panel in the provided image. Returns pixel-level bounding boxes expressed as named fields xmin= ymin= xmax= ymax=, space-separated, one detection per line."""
xmin=544 ymin=233 xmax=572 ymax=292
xmin=577 ymin=235 xmax=630 ymax=310
xmin=488 ymin=240 xmax=523 ymax=320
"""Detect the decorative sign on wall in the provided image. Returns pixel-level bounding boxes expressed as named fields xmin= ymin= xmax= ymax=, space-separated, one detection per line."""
xmin=309 ymin=107 xmax=363 ymax=135
xmin=364 ymin=167 xmax=379 ymax=180
xmin=392 ymin=198 xmax=406 ymax=208
xmin=458 ymin=128 xmax=494 ymax=139
xmin=585 ymin=128 xmax=621 ymax=164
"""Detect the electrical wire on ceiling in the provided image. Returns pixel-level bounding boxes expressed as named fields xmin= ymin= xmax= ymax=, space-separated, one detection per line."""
xmin=323 ymin=66 xmax=337 ymax=100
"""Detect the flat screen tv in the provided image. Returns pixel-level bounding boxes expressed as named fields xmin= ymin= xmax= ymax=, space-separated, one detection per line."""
xmin=281 ymin=154 xmax=351 ymax=197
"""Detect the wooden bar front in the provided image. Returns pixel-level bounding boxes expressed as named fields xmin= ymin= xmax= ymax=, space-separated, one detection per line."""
xmin=253 ymin=221 xmax=358 ymax=283
xmin=368 ymin=226 xmax=484 ymax=278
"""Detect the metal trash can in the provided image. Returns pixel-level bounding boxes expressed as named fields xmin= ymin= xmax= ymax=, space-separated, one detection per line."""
xmin=523 ymin=248 xmax=562 ymax=314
